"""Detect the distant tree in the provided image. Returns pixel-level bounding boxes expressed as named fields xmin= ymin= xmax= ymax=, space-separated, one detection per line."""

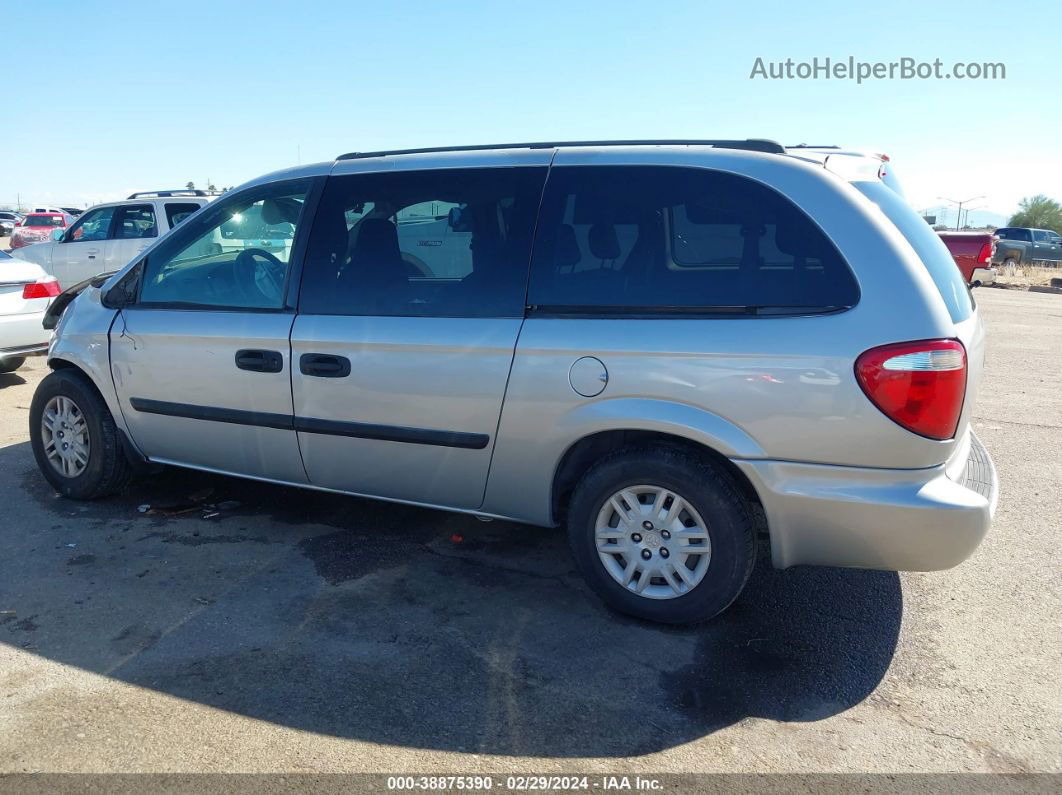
xmin=185 ymin=181 xmax=196 ymax=191
xmin=207 ymin=182 xmax=217 ymax=192
xmin=1009 ymin=195 xmax=1062 ymax=230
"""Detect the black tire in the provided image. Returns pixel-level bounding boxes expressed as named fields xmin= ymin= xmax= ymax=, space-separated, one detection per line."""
xmin=29 ymin=368 xmax=131 ymax=499
xmin=0 ymin=356 xmax=25 ymax=373
xmin=567 ymin=445 xmax=756 ymax=625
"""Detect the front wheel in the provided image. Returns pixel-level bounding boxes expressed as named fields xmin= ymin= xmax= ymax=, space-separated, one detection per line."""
xmin=29 ymin=369 xmax=131 ymax=499
xmin=566 ymin=446 xmax=756 ymax=625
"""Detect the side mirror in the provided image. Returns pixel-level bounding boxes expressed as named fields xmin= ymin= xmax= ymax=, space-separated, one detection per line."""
xmin=51 ymin=228 xmax=65 ymax=242
xmin=101 ymin=261 xmax=143 ymax=309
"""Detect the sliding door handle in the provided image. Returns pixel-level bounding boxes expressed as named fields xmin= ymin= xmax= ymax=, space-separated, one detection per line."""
xmin=299 ymin=353 xmax=351 ymax=378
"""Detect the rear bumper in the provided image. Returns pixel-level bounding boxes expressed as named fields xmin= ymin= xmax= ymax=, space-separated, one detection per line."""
xmin=735 ymin=431 xmax=997 ymax=571
xmin=0 ymin=310 xmax=49 ymax=356
xmin=972 ymin=267 xmax=997 ymax=285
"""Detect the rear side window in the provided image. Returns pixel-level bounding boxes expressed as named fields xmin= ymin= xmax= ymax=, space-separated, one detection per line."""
xmin=527 ymin=166 xmax=858 ymax=313
xmin=300 ymin=167 xmax=546 ymax=317
xmin=113 ymin=205 xmax=158 ymax=239
xmin=165 ymin=202 xmax=201 ymax=228
xmin=855 ymin=181 xmax=973 ymax=323
xmin=996 ymin=227 xmax=1030 ymax=242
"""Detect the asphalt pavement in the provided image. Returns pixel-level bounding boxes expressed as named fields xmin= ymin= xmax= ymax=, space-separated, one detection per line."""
xmin=0 ymin=287 xmax=1058 ymax=774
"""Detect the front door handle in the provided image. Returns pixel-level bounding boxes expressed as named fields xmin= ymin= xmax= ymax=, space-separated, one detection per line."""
xmin=235 ymin=349 xmax=284 ymax=373
xmin=299 ymin=353 xmax=351 ymax=378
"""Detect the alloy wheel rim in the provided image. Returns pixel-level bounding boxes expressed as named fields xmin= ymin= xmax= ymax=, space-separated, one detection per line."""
xmin=41 ymin=395 xmax=90 ymax=478
xmin=594 ymin=484 xmax=711 ymax=600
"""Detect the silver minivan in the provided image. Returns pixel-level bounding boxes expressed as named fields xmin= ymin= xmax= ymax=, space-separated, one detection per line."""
xmin=30 ymin=140 xmax=998 ymax=624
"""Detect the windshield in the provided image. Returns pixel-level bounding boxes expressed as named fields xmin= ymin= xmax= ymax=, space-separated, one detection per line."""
xmin=855 ymin=181 xmax=973 ymax=323
xmin=25 ymin=215 xmax=65 ymax=227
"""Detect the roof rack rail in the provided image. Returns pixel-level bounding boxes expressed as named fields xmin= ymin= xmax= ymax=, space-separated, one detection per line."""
xmin=785 ymin=144 xmax=841 ymax=150
xmin=126 ymin=189 xmax=213 ymax=199
xmin=336 ymin=139 xmax=786 ymax=161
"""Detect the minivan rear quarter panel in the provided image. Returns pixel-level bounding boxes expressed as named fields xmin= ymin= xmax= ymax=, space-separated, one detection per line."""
xmin=482 ymin=149 xmax=972 ymax=525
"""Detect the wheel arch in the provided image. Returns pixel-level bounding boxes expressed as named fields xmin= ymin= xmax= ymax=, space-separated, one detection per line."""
xmin=549 ymin=429 xmax=769 ymax=548
xmin=46 ymin=356 xmax=150 ymax=469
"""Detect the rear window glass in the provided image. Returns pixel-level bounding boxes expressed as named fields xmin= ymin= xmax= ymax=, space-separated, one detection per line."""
xmin=996 ymin=227 xmax=1030 ymax=242
xmin=25 ymin=215 xmax=65 ymax=227
xmin=114 ymin=205 xmax=158 ymax=239
xmin=528 ymin=166 xmax=859 ymax=313
xmin=855 ymin=181 xmax=973 ymax=323
xmin=165 ymin=202 xmax=201 ymax=228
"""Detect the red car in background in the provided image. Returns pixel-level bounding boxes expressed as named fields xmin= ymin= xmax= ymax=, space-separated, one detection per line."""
xmin=937 ymin=231 xmax=997 ymax=286
xmin=9 ymin=212 xmax=74 ymax=249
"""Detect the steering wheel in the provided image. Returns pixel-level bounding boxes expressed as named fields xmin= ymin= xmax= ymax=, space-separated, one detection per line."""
xmin=232 ymin=248 xmax=285 ymax=305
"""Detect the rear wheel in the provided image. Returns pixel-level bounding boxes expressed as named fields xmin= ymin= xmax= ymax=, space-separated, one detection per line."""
xmin=566 ymin=446 xmax=756 ymax=624
xmin=29 ymin=369 xmax=131 ymax=499
xmin=0 ymin=356 xmax=26 ymax=374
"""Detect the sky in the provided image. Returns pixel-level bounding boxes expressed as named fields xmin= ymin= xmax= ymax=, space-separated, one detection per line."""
xmin=3 ymin=0 xmax=1060 ymax=227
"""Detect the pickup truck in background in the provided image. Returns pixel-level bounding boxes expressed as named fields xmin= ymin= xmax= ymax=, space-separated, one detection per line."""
xmin=937 ymin=231 xmax=997 ymax=286
xmin=992 ymin=227 xmax=1062 ymax=267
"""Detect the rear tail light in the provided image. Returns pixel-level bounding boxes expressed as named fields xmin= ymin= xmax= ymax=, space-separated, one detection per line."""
xmin=977 ymin=241 xmax=993 ymax=264
xmin=23 ymin=278 xmax=62 ymax=299
xmin=855 ymin=339 xmax=967 ymax=440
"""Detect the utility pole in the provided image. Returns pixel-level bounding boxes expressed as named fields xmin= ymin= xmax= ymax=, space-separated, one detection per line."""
xmin=962 ymin=204 xmax=987 ymax=229
xmin=939 ymin=195 xmax=985 ymax=231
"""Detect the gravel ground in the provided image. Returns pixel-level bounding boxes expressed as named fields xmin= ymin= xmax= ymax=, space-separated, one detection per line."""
xmin=0 ymin=287 xmax=1058 ymax=775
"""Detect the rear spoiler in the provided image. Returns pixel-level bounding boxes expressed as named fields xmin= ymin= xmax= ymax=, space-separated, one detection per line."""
xmin=43 ymin=271 xmax=115 ymax=330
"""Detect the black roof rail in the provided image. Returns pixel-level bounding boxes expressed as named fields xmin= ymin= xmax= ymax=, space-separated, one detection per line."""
xmin=126 ymin=189 xmax=211 ymax=199
xmin=336 ymin=139 xmax=786 ymax=161
xmin=785 ymin=144 xmax=841 ymax=150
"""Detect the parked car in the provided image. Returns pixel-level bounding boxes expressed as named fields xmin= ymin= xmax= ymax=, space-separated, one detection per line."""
xmin=60 ymin=207 xmax=84 ymax=217
xmin=9 ymin=212 xmax=74 ymax=249
xmin=992 ymin=227 xmax=1062 ymax=267
xmin=937 ymin=231 xmax=997 ymax=285
xmin=0 ymin=210 xmax=23 ymax=237
xmin=0 ymin=250 xmax=60 ymax=373
xmin=12 ymin=194 xmax=210 ymax=287
xmin=29 ymin=139 xmax=997 ymax=625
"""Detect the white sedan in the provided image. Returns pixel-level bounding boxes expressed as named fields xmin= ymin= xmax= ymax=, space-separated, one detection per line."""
xmin=0 ymin=251 xmax=60 ymax=373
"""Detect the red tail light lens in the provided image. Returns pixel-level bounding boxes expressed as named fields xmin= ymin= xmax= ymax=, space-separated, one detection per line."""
xmin=23 ymin=278 xmax=62 ymax=299
xmin=977 ymin=241 xmax=993 ymax=264
xmin=855 ymin=339 xmax=967 ymax=440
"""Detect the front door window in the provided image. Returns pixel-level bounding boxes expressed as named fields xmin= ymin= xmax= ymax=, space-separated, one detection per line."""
xmin=139 ymin=182 xmax=311 ymax=309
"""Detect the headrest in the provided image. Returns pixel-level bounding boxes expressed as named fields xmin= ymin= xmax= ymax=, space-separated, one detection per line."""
xmin=260 ymin=199 xmax=284 ymax=225
xmin=588 ymin=223 xmax=621 ymax=260
xmin=351 ymin=218 xmax=401 ymax=263
xmin=260 ymin=197 xmax=300 ymax=226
